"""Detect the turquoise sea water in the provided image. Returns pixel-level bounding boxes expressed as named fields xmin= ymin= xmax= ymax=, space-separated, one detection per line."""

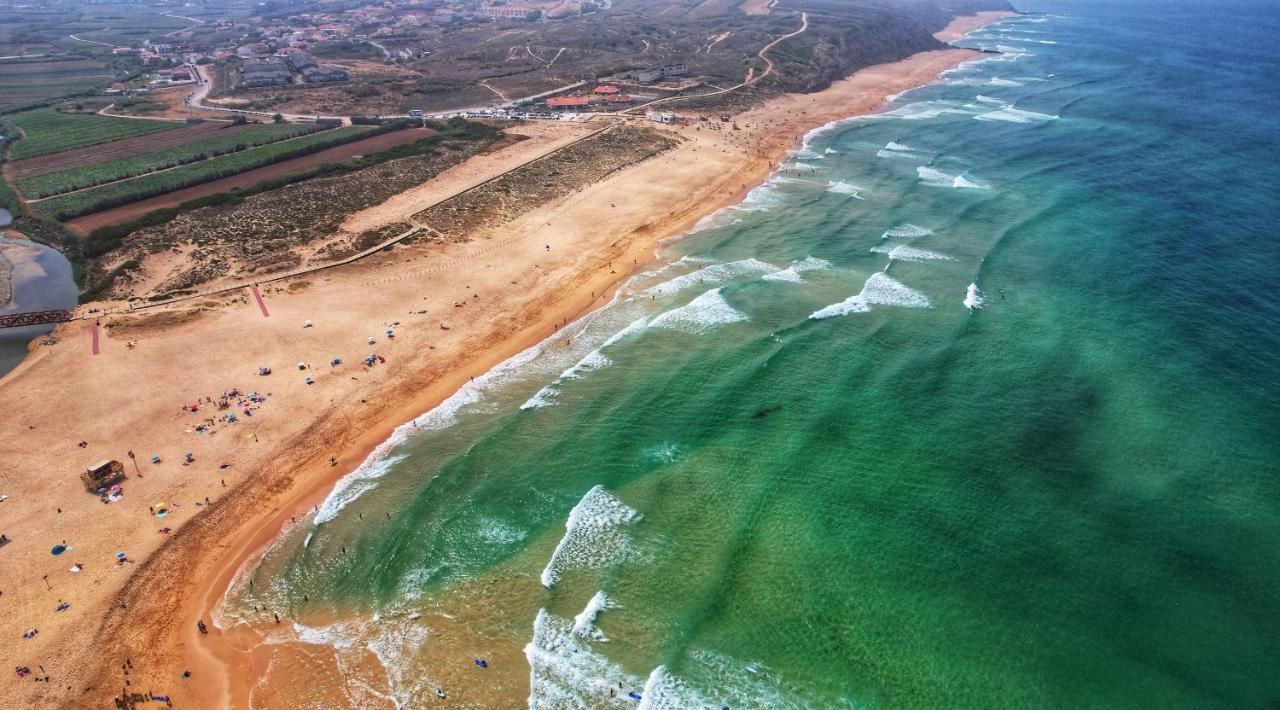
xmin=229 ymin=2 xmax=1280 ymax=706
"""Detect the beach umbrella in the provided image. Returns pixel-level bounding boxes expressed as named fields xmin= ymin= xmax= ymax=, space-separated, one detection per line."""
xmin=51 ymin=545 xmax=67 ymax=555
xmin=115 ymin=551 xmax=126 ymax=559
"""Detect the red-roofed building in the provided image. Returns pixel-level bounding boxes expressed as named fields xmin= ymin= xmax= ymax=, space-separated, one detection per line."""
xmin=604 ymin=94 xmax=634 ymax=104
xmin=593 ymin=85 xmax=620 ymax=94
xmin=547 ymin=95 xmax=590 ymax=109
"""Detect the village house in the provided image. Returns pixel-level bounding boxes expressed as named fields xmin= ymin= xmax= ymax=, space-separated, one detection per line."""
xmin=633 ymin=63 xmax=689 ymax=83
xmin=240 ymin=57 xmax=292 ymax=87
xmin=546 ymin=95 xmax=590 ymax=110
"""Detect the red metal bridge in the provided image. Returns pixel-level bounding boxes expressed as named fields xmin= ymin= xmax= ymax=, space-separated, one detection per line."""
xmin=0 ymin=309 xmax=74 ymax=329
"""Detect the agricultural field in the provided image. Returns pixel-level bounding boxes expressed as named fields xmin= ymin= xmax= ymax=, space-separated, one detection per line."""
xmin=6 ymin=121 xmax=240 ymax=179
xmin=62 ymin=12 xmax=196 ymax=48
xmin=38 ymin=125 xmax=376 ymax=220
xmin=0 ymin=57 xmax=116 ymax=112
xmin=15 ymin=123 xmax=321 ymax=198
xmin=5 ymin=108 xmax=183 ymax=160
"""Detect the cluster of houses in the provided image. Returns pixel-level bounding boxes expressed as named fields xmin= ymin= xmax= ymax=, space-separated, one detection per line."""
xmin=546 ymin=84 xmax=639 ymax=111
xmin=240 ymin=52 xmax=349 ymax=88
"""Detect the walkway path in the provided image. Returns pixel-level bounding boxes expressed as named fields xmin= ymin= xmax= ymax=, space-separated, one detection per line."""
xmin=623 ymin=11 xmax=808 ymax=115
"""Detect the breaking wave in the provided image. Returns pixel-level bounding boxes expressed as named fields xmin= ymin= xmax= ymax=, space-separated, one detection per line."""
xmin=881 ymin=223 xmax=933 ymax=240
xmin=826 ymin=180 xmax=864 ymax=197
xmin=870 ymin=244 xmax=952 ymax=262
xmin=643 ymin=259 xmax=779 ymax=295
xmin=810 ymin=272 xmax=931 ymax=319
xmin=965 ymin=282 xmax=985 ymax=310
xmin=540 ymin=485 xmax=638 ymax=588
xmin=572 ymin=591 xmax=617 ymax=642
xmin=761 ymin=256 xmax=832 ymax=282
xmin=918 ymin=166 xmax=990 ymax=189
xmin=648 ymin=288 xmax=748 ymax=333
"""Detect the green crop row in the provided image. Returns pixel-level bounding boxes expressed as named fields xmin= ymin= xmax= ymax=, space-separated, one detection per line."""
xmin=6 ymin=108 xmax=182 ymax=160
xmin=18 ymin=123 xmax=320 ymax=198
xmin=39 ymin=125 xmax=375 ymax=220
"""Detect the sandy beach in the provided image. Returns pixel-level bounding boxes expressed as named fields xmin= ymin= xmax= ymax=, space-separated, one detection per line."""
xmin=0 ymin=13 xmax=1010 ymax=707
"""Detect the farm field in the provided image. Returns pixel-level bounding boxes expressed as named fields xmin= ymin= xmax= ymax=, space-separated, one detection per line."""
xmin=65 ymin=127 xmax=441 ymax=234
xmin=64 ymin=13 xmax=196 ymax=48
xmin=4 ymin=121 xmax=241 ymax=179
xmin=38 ymin=125 xmax=376 ymax=220
xmin=5 ymin=108 xmax=183 ymax=160
xmin=15 ymin=123 xmax=321 ymax=198
xmin=0 ymin=57 xmax=116 ymax=111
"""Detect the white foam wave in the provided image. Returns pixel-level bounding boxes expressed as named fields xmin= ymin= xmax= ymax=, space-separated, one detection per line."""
xmin=636 ymin=666 xmax=702 ymax=709
xmin=876 ymin=139 xmax=927 ymax=161
xmin=761 ymin=256 xmax=832 ymax=283
xmin=289 ymin=617 xmax=434 ymax=707
xmin=648 ymin=288 xmax=747 ymax=333
xmin=572 ymin=591 xmax=617 ymax=641
xmin=526 ymin=608 xmax=643 ymax=709
xmin=732 ymin=177 xmax=795 ymax=212
xmin=987 ymin=77 xmax=1023 ymax=87
xmin=810 ymin=272 xmax=931 ymax=319
xmin=318 ymin=336 xmax=560 ymax=525
xmin=975 ymin=106 xmax=1059 ymax=123
xmin=809 ymin=295 xmax=871 ymax=319
xmin=315 ymin=453 xmax=408 ymax=524
xmin=964 ymin=282 xmax=984 ymax=310
xmin=522 ymin=350 xmax=613 ymax=410
xmin=858 ymin=272 xmax=932 ymax=308
xmin=521 ymin=389 xmax=557 ymax=410
xmin=478 ymin=516 xmax=528 ymax=545
xmin=540 ymin=485 xmax=638 ymax=588
xmin=917 ymin=166 xmax=990 ymax=189
xmin=881 ymin=224 xmax=933 ymax=240
xmin=870 ymin=244 xmax=952 ymax=262
xmin=886 ymin=100 xmax=976 ymax=121
xmin=825 ymin=180 xmax=864 ymax=197
xmin=644 ymin=259 xmax=779 ymax=295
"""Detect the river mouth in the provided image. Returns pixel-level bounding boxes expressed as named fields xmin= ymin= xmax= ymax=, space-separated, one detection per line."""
xmin=0 ymin=236 xmax=79 ymax=377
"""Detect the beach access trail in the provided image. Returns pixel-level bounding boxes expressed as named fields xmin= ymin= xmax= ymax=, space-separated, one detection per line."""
xmin=0 ymin=13 xmax=1014 ymax=707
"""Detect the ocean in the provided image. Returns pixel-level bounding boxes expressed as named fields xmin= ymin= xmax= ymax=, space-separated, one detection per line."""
xmin=223 ymin=1 xmax=1280 ymax=706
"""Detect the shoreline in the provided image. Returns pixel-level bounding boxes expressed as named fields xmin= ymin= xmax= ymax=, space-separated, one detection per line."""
xmin=0 ymin=11 xmax=1017 ymax=707
xmin=191 ymin=17 xmax=1016 ymax=706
